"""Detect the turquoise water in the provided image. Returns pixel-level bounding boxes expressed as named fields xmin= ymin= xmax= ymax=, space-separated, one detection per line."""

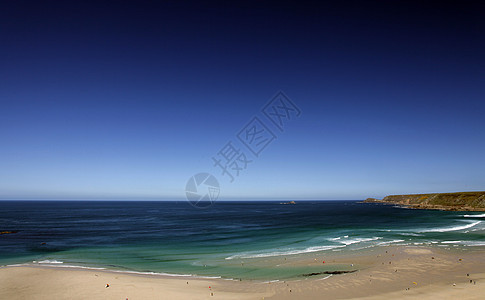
xmin=1 ymin=201 xmax=484 ymax=280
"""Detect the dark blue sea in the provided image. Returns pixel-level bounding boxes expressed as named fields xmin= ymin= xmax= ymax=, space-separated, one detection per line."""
xmin=1 ymin=201 xmax=484 ymax=280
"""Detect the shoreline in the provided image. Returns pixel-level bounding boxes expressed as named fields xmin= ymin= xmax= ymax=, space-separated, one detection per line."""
xmin=2 ymin=246 xmax=485 ymax=299
xmin=4 ymin=242 xmax=484 ymax=282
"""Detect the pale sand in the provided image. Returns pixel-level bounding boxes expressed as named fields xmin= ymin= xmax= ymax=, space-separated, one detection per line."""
xmin=1 ymin=246 xmax=485 ymax=299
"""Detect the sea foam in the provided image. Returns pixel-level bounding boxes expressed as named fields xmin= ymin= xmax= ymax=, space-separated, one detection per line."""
xmin=337 ymin=237 xmax=381 ymax=246
xmin=226 ymin=236 xmax=383 ymax=260
xmin=33 ymin=260 xmax=64 ymax=264
xmin=225 ymin=244 xmax=345 ymax=260
xmin=463 ymin=213 xmax=485 ymax=218
xmin=417 ymin=221 xmax=481 ymax=233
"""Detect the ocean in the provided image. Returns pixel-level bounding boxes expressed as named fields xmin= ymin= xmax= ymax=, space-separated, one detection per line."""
xmin=1 ymin=200 xmax=485 ymax=280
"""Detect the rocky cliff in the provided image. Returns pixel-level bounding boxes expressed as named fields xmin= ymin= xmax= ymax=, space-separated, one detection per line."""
xmin=364 ymin=191 xmax=485 ymax=211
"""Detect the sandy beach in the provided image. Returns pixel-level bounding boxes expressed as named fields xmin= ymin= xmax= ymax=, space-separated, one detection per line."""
xmin=2 ymin=246 xmax=485 ymax=299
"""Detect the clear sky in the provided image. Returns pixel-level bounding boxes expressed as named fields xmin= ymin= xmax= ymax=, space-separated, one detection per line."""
xmin=1 ymin=1 xmax=484 ymax=200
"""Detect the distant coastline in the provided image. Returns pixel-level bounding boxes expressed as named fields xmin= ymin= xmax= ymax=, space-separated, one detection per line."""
xmin=363 ymin=191 xmax=485 ymax=211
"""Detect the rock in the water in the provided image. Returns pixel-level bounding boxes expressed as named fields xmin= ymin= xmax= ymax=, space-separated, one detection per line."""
xmin=302 ymin=270 xmax=357 ymax=277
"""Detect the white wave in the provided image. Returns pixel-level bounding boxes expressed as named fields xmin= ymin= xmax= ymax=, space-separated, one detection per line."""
xmin=46 ymin=265 xmax=107 ymax=270
xmin=221 ymin=278 xmax=236 ymax=281
xmin=316 ymin=275 xmax=333 ymax=281
xmin=50 ymin=265 xmax=207 ymax=277
xmin=225 ymin=245 xmax=346 ymax=260
xmin=463 ymin=214 xmax=485 ymax=218
xmin=5 ymin=264 xmax=30 ymax=267
xmin=393 ymin=205 xmax=412 ymax=209
xmin=194 ymin=275 xmax=222 ymax=279
xmin=338 ymin=237 xmax=382 ymax=246
xmin=328 ymin=235 xmax=349 ymax=241
xmin=110 ymin=269 xmax=194 ymax=277
xmin=8 ymin=261 xmax=223 ymax=279
xmin=417 ymin=221 xmax=481 ymax=233
xmin=33 ymin=260 xmax=63 ymax=264
xmin=353 ymin=241 xmax=409 ymax=251
xmin=399 ymin=233 xmax=423 ymax=237
xmin=261 ymin=280 xmax=280 ymax=283
xmin=377 ymin=239 xmax=405 ymax=246
xmin=31 ymin=261 xmax=108 ymax=270
xmin=30 ymin=263 xmax=222 ymax=278
xmin=438 ymin=241 xmax=485 ymax=247
xmin=462 ymin=241 xmax=485 ymax=246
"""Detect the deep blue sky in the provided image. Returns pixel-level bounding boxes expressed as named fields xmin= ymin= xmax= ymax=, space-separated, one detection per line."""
xmin=1 ymin=1 xmax=484 ymax=200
